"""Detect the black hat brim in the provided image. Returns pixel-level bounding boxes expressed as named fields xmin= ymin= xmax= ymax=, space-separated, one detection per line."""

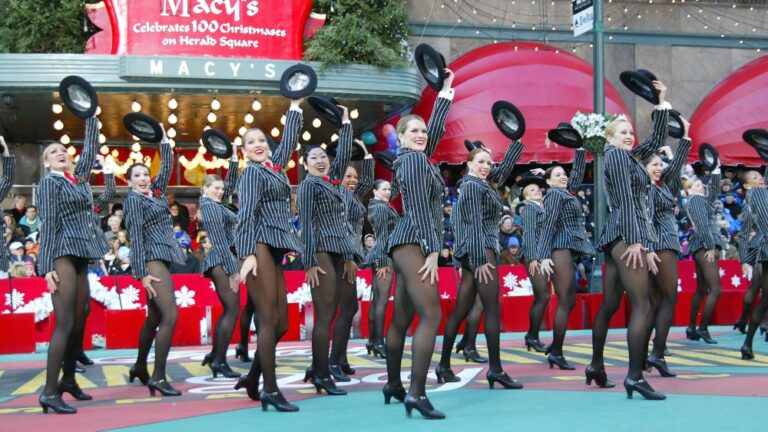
xmin=619 ymin=70 xmax=660 ymax=105
xmin=491 ymin=101 xmax=526 ymax=141
xmin=326 ymin=140 xmax=365 ymax=161
xmin=123 ymin=113 xmax=163 ymax=143
xmin=59 ymin=76 xmax=98 ymax=119
xmin=743 ymin=129 xmax=768 ymax=162
xmin=414 ymin=44 xmax=447 ymax=92
xmin=698 ymin=143 xmax=720 ymax=171
xmin=547 ymin=126 xmax=583 ymax=149
xmin=280 ymin=64 xmax=318 ymax=99
xmin=308 ymin=96 xmax=343 ymax=128
xmin=374 ymin=151 xmax=397 ymax=171
xmin=517 ymin=176 xmax=547 ymax=190
xmin=651 ymin=108 xmax=684 ymax=139
xmin=464 ymin=140 xmax=485 ymax=152
xmin=202 ymin=128 xmax=233 ymax=159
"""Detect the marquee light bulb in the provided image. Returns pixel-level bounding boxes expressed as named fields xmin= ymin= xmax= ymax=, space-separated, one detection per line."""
xmin=239 ymin=126 xmax=247 ymax=136
xmin=100 ymin=145 xmax=109 ymax=155
xmin=132 ymin=143 xmax=141 ymax=152
xmin=244 ymin=113 xmax=254 ymax=124
xmin=168 ymin=113 xmax=178 ymax=125
xmin=312 ymin=118 xmax=322 ymax=128
xmin=61 ymin=134 xmax=71 ymax=145
xmin=131 ymin=100 xmax=142 ymax=112
xmin=302 ymin=131 xmax=311 ymax=141
xmin=168 ymin=97 xmax=178 ymax=110
xmin=167 ymin=127 xmax=177 ymax=138
xmin=211 ymin=98 xmax=221 ymax=111
xmin=271 ymin=127 xmax=280 ymax=137
xmin=350 ymin=109 xmax=359 ymax=119
xmin=207 ymin=112 xmax=217 ymax=123
xmin=99 ymin=134 xmax=107 ymax=144
xmin=252 ymin=100 xmax=262 ymax=111
xmin=66 ymin=144 xmax=76 ymax=154
xmin=52 ymin=103 xmax=63 ymax=114
xmin=54 ymin=120 xmax=64 ymax=130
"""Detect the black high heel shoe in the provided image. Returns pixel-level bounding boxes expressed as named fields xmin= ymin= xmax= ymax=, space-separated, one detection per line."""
xmin=58 ymin=380 xmax=93 ymax=401
xmin=733 ymin=320 xmax=747 ymax=334
xmin=39 ymin=393 xmax=76 ymax=414
xmin=524 ymin=334 xmax=549 ymax=353
xmin=372 ymin=343 xmax=387 ymax=359
xmin=341 ymin=363 xmax=356 ymax=375
xmin=77 ymin=352 xmax=95 ymax=366
xmin=623 ymin=377 xmax=665 ymax=400
xmin=201 ymin=353 xmax=213 ymax=367
xmin=211 ymin=362 xmax=242 ymax=378
xmin=584 ymin=365 xmax=615 ymax=388
xmin=463 ymin=349 xmax=488 ymax=364
xmin=696 ymin=328 xmax=718 ymax=344
xmin=455 ymin=339 xmax=466 ymax=354
xmin=404 ymin=394 xmax=445 ymax=419
xmin=382 ymin=383 xmax=406 ymax=404
xmin=147 ymin=379 xmax=181 ymax=397
xmin=646 ymin=354 xmax=676 ymax=377
xmin=685 ymin=327 xmax=699 ymax=341
xmin=302 ymin=367 xmax=314 ymax=383
xmin=128 ymin=364 xmax=150 ymax=385
xmin=312 ymin=376 xmax=347 ymax=395
xmin=328 ymin=364 xmax=351 ymax=382
xmin=365 ymin=340 xmax=374 ymax=355
xmin=259 ymin=390 xmax=299 ymax=412
xmin=486 ymin=370 xmax=523 ymax=389
xmin=741 ymin=345 xmax=755 ymax=360
xmin=547 ymin=354 xmax=575 ymax=370
xmin=434 ymin=364 xmax=460 ymax=384
xmin=235 ymin=344 xmax=252 ymax=363
xmin=234 ymin=375 xmax=260 ymax=401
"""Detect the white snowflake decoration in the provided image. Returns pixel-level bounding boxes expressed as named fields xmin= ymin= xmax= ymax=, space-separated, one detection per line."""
xmin=731 ymin=275 xmax=741 ymax=288
xmin=120 ymin=286 xmax=142 ymax=309
xmin=503 ymin=273 xmax=519 ymax=291
xmin=677 ymin=278 xmax=683 ymax=292
xmin=287 ymin=283 xmax=313 ymax=310
xmin=719 ymin=268 xmax=726 ymax=277
xmin=356 ymin=276 xmax=372 ymax=300
xmin=175 ymin=286 xmax=196 ymax=307
xmin=4 ymin=290 xmax=25 ymax=309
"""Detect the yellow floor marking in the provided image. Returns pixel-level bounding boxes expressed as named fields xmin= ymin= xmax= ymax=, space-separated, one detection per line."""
xmin=103 ymin=365 xmax=130 ymax=387
xmin=0 ymin=407 xmax=41 ymax=414
xmin=675 ymin=374 xmax=731 ymax=379
xmin=552 ymin=375 xmax=587 ymax=381
xmin=177 ymin=361 xmax=210 ymax=377
xmin=11 ymin=370 xmax=45 ymax=395
xmin=671 ymin=350 xmax=765 ymax=366
xmin=206 ymin=393 xmax=248 ymax=399
xmin=115 ymin=397 xmax=161 ymax=404
xmin=704 ymin=349 xmax=768 ymax=365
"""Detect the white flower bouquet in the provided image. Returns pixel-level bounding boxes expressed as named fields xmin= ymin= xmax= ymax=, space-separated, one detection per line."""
xmin=571 ymin=111 xmax=627 ymax=154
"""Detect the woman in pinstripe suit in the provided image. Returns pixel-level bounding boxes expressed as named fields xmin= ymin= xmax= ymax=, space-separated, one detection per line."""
xmin=683 ymin=163 xmax=724 ymax=344
xmin=37 ymin=116 xmax=108 ymax=414
xmin=383 ymin=69 xmax=453 ymax=420
xmin=0 ymin=137 xmax=15 ymax=275
xmin=198 ymin=155 xmax=241 ymax=379
xmin=328 ymin=140 xmax=373 ymax=382
xmin=234 ymin=98 xmax=303 ymax=411
xmin=436 ymin=141 xmax=524 ymax=390
xmin=297 ymin=104 xmax=359 ymax=396
xmin=519 ymin=173 xmax=551 ymax=353
xmin=124 ymin=127 xmax=186 ymax=397
xmin=536 ymin=148 xmax=591 ymax=371
xmin=642 ymin=119 xmax=691 ymax=378
xmin=590 ymin=81 xmax=669 ymax=400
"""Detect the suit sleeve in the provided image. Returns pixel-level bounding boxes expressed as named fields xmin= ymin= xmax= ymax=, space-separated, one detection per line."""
xmin=425 ymin=95 xmax=452 ymax=157
xmin=297 ymin=182 xmax=319 ymax=269
xmin=124 ymin=197 xmax=149 ymax=280
xmin=273 ymin=108 xmax=302 ymax=168
xmin=222 ymin=159 xmax=239 ymax=202
xmin=536 ymin=192 xmax=563 ymax=260
xmin=74 ymin=116 xmax=99 ymax=179
xmin=632 ymin=107 xmax=669 ymax=161
xmin=36 ymin=178 xmax=61 ymax=275
xmin=202 ymin=203 xmax=238 ymax=275
xmin=235 ymin=167 xmax=262 ymax=258
xmin=368 ymin=205 xmax=390 ymax=268
xmin=738 ymin=203 xmax=753 ymax=264
xmin=606 ymin=148 xmax=644 ymax=246
xmin=93 ymin=173 xmax=115 ymax=210
xmin=459 ymin=182 xmax=489 ymax=268
xmin=401 ymin=155 xmax=441 ymax=256
xmin=567 ymin=148 xmax=586 ymax=193
xmin=356 ymin=156 xmax=374 ymax=198
xmin=330 ymin=122 xmax=353 ymax=181
xmin=661 ymin=138 xmax=691 ymax=196
xmin=487 ymin=140 xmax=523 ymax=185
xmin=520 ymin=204 xmax=539 ymax=260
xmin=707 ymin=173 xmax=721 ymax=204
xmin=0 ymin=156 xmax=15 ymax=201
xmin=151 ymin=140 xmax=174 ymax=193
xmin=687 ymin=196 xmax=716 ymax=250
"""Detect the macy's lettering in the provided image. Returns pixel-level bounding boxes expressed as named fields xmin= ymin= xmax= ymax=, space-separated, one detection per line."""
xmin=160 ymin=0 xmax=259 ymax=22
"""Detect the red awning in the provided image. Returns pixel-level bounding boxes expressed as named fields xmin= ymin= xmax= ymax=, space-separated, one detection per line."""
xmin=689 ymin=55 xmax=768 ymax=167
xmin=410 ymin=42 xmax=630 ymax=164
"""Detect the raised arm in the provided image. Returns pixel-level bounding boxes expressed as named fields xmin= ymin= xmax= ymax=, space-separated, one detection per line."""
xmin=93 ymin=172 xmax=115 ymax=211
xmin=74 ymin=116 xmax=99 ymax=179
xmin=707 ymin=172 xmax=721 ymax=204
xmin=272 ymin=105 xmax=302 ymax=168
xmin=234 ymin=167 xmax=263 ymax=259
xmin=424 ymin=95 xmax=453 ymax=157
xmin=632 ymin=107 xmax=669 ymax=161
xmin=330 ymin=122 xmax=353 ymax=181
xmin=0 ymin=154 xmax=16 ymax=201
xmin=297 ymin=182 xmax=319 ymax=269
xmin=661 ymin=138 xmax=691 ymax=196
xmin=151 ymin=139 xmax=174 ymax=192
xmin=737 ymin=204 xmax=753 ymax=264
xmin=567 ymin=148 xmax=586 ymax=193
xmin=356 ymin=156 xmax=374 ymax=198
xmin=36 ymin=178 xmax=61 ymax=276
xmin=487 ymin=140 xmax=523 ymax=185
xmin=222 ymin=157 xmax=239 ymax=202
xmin=201 ymin=203 xmax=238 ymax=275
xmin=123 ymin=197 xmax=149 ymax=280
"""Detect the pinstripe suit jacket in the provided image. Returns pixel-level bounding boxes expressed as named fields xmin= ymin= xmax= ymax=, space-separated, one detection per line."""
xmin=367 ymin=198 xmax=399 ymax=268
xmin=647 ymin=138 xmax=691 ymax=253
xmin=686 ymin=173 xmax=726 ymax=254
xmin=453 ymin=140 xmax=524 ymax=268
xmin=0 ymin=156 xmax=15 ymax=272
xmin=297 ymin=122 xmax=359 ymax=268
xmin=537 ymin=148 xmax=594 ymax=259
xmin=598 ymin=108 xmax=669 ymax=250
xmin=201 ymin=159 xmax=239 ymax=275
xmin=38 ymin=117 xmax=109 ymax=275
xmin=741 ymin=185 xmax=768 ymax=264
xmin=520 ymin=200 xmax=544 ymax=262
xmin=388 ymin=95 xmax=452 ymax=256
xmin=91 ymin=172 xmax=115 ymax=255
xmin=236 ymin=109 xmax=303 ymax=258
xmin=341 ymin=157 xmax=374 ymax=264
xmin=124 ymin=140 xmax=185 ymax=280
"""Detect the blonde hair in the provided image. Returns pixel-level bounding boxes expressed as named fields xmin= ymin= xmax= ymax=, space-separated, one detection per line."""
xmin=242 ymin=128 xmax=265 ymax=142
xmin=202 ymin=174 xmax=223 ymax=189
xmin=42 ymin=142 xmax=73 ymax=173
xmin=683 ymin=177 xmax=699 ymax=196
xmin=396 ymin=114 xmax=427 ymax=149
xmin=604 ymin=118 xmax=632 ymax=141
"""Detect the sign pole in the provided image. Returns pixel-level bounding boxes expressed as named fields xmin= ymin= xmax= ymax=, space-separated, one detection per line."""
xmin=590 ymin=0 xmax=606 ymax=293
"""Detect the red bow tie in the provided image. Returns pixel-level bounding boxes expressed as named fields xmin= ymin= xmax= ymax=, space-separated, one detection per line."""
xmin=323 ymin=176 xmax=339 ymax=186
xmin=64 ymin=171 xmax=78 ymax=186
xmin=656 ymin=181 xmax=664 ymax=187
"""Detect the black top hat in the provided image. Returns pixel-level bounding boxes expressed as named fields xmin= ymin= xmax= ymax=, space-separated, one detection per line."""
xmin=517 ymin=172 xmax=547 ymax=191
xmin=59 ymin=76 xmax=99 ymax=119
xmin=279 ymin=64 xmax=318 ymax=99
xmin=123 ymin=113 xmax=163 ymax=143
xmin=491 ymin=101 xmax=526 ymax=141
xmin=201 ymin=128 xmax=233 ymax=159
xmin=743 ymin=129 xmax=768 ymax=162
xmin=651 ymin=108 xmax=685 ymax=139
xmin=326 ymin=139 xmax=365 ymax=161
xmin=414 ymin=44 xmax=448 ymax=92
xmin=308 ymin=96 xmax=343 ymax=128
xmin=464 ymin=140 xmax=485 ymax=152
xmin=619 ymin=69 xmax=660 ymax=105
xmin=547 ymin=122 xmax=583 ymax=149
xmin=698 ymin=143 xmax=719 ymax=171
xmin=374 ymin=150 xmax=397 ymax=171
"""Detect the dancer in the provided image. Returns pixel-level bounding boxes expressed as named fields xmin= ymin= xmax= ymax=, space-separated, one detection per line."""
xmin=383 ymin=69 xmax=454 ymax=419
xmin=329 ymin=140 xmax=373 ymax=381
xmin=37 ymin=116 xmax=106 ymax=413
xmin=235 ymin=298 xmax=254 ymax=362
xmin=0 ymin=137 xmax=14 ymax=274
xmin=235 ymin=97 xmax=304 ymax=411
xmin=124 ymin=126 xmax=185 ymax=397
xmin=436 ymin=140 xmax=524 ymax=390
xmin=366 ymin=179 xmax=400 ymax=359
xmin=590 ymin=80 xmax=669 ymax=400
xmin=452 ymin=298 xmax=486 ymax=363
xmin=537 ymin=147 xmax=591 ymax=370
xmin=519 ymin=172 xmax=551 ymax=353
xmin=684 ymin=160 xmax=724 ymax=344
xmin=297 ymin=104 xmax=359 ymax=396
xmin=199 ymin=154 xmax=241 ymax=378
xmin=643 ymin=120 xmax=692 ymax=377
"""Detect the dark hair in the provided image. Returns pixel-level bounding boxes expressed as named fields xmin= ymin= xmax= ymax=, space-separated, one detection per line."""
xmin=373 ymin=179 xmax=390 ymax=190
xmin=127 ymin=163 xmax=149 ymax=181
xmin=302 ymin=144 xmax=325 ymax=159
xmin=544 ymin=165 xmax=561 ymax=180
xmin=26 ymin=205 xmax=37 ymax=211
xmin=467 ymin=147 xmax=491 ymax=162
xmin=111 ymin=203 xmax=123 ymax=213
xmin=641 ymin=152 xmax=662 ymax=166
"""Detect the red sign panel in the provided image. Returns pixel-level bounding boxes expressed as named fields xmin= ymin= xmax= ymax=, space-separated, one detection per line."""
xmin=86 ymin=0 xmax=313 ymax=59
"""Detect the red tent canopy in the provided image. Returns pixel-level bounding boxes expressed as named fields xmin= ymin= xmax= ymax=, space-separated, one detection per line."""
xmin=411 ymin=42 xmax=630 ymax=164
xmin=689 ymin=55 xmax=768 ymax=167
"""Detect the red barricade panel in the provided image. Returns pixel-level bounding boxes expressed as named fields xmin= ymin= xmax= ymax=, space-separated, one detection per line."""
xmin=0 ymin=313 xmax=36 ymax=354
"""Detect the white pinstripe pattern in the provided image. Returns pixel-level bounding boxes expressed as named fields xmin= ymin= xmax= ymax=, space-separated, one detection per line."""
xmin=0 ymin=155 xmax=15 ymax=272
xmin=686 ymin=173 xmax=726 ymax=253
xmin=742 ymin=185 xmax=768 ymax=263
xmin=91 ymin=172 xmax=115 ymax=255
xmin=520 ymin=201 xmax=544 ymax=261
xmin=647 ymin=138 xmax=691 ymax=253
xmin=201 ymin=159 xmax=239 ymax=275
xmin=366 ymin=198 xmax=399 ymax=268
xmin=341 ymin=157 xmax=374 ymax=264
